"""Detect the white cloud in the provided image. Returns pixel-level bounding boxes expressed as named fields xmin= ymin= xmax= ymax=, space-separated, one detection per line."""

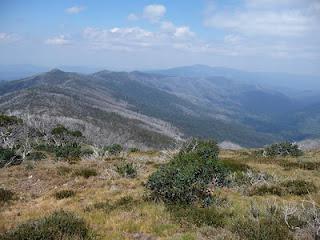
xmin=204 ymin=1 xmax=319 ymax=37
xmin=160 ymin=21 xmax=195 ymax=38
xmin=45 ymin=35 xmax=71 ymax=45
xmin=65 ymin=6 xmax=85 ymax=14
xmin=83 ymin=25 xmax=196 ymax=52
xmin=127 ymin=13 xmax=138 ymax=21
xmin=0 ymin=32 xmax=19 ymax=42
xmin=143 ymin=4 xmax=166 ymax=22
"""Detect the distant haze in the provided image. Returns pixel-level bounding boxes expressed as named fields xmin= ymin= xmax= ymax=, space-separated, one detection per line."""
xmin=0 ymin=1 xmax=319 ymax=75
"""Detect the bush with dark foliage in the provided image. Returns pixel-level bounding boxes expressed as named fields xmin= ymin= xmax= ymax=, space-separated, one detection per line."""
xmin=116 ymin=162 xmax=137 ymax=178
xmin=105 ymin=144 xmax=123 ymax=156
xmin=0 ymin=147 xmax=22 ymax=168
xmin=54 ymin=190 xmax=76 ymax=200
xmin=258 ymin=142 xmax=303 ymax=157
xmin=0 ymin=188 xmax=15 ymax=203
xmin=0 ymin=210 xmax=92 ymax=240
xmin=146 ymin=139 xmax=227 ymax=205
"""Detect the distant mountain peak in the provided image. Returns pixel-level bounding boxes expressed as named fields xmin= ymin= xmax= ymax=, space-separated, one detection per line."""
xmin=48 ymin=68 xmax=65 ymax=74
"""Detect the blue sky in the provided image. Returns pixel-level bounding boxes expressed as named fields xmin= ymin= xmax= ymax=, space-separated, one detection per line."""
xmin=0 ymin=0 xmax=319 ymax=74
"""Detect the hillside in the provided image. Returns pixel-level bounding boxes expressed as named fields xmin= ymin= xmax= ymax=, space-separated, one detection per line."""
xmin=0 ymin=69 xmax=283 ymax=148
xmin=0 ymin=67 xmax=320 ymax=147
xmin=1 ymin=144 xmax=320 ymax=239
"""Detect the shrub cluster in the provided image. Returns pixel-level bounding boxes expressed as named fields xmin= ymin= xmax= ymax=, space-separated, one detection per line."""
xmin=51 ymin=124 xmax=83 ymax=138
xmin=146 ymin=139 xmax=227 ymax=205
xmin=258 ymin=142 xmax=303 ymax=157
xmin=104 ymin=144 xmax=123 ymax=156
xmin=74 ymin=167 xmax=97 ymax=178
xmin=167 ymin=204 xmax=226 ymax=227
xmin=248 ymin=179 xmax=316 ymax=196
xmin=0 ymin=188 xmax=15 ymax=203
xmin=116 ymin=162 xmax=137 ymax=178
xmin=26 ymin=151 xmax=46 ymax=161
xmin=0 ymin=114 xmax=22 ymax=127
xmin=54 ymin=190 xmax=76 ymax=200
xmin=0 ymin=147 xmax=22 ymax=168
xmin=0 ymin=210 xmax=92 ymax=240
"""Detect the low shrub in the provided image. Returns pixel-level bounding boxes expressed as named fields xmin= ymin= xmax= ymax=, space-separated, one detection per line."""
xmin=128 ymin=147 xmax=140 ymax=153
xmin=55 ymin=143 xmax=82 ymax=160
xmin=56 ymin=166 xmax=72 ymax=176
xmin=248 ymin=184 xmax=285 ymax=196
xmin=0 ymin=114 xmax=22 ymax=127
xmin=248 ymin=180 xmax=316 ymax=196
xmin=258 ymin=142 xmax=303 ymax=157
xmin=74 ymin=168 xmax=97 ymax=178
xmin=0 ymin=188 xmax=15 ymax=203
xmin=222 ymin=159 xmax=251 ymax=172
xmin=233 ymin=215 xmax=293 ymax=240
xmin=281 ymin=180 xmax=316 ymax=195
xmin=0 ymin=210 xmax=92 ymax=240
xmin=0 ymin=147 xmax=22 ymax=168
xmin=167 ymin=205 xmax=226 ymax=227
xmin=105 ymin=144 xmax=123 ymax=156
xmin=116 ymin=162 xmax=137 ymax=178
xmin=280 ymin=160 xmax=319 ymax=170
xmin=146 ymin=139 xmax=227 ymax=205
xmin=54 ymin=190 xmax=76 ymax=200
xmin=26 ymin=151 xmax=46 ymax=161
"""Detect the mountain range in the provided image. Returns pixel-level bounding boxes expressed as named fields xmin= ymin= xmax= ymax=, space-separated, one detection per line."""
xmin=0 ymin=65 xmax=319 ymax=148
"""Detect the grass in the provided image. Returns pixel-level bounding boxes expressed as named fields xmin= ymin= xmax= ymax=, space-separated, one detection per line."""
xmin=1 ymin=149 xmax=320 ymax=239
xmin=74 ymin=167 xmax=98 ymax=178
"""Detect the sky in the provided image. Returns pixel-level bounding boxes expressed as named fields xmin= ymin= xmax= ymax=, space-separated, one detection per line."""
xmin=0 ymin=0 xmax=320 ymax=75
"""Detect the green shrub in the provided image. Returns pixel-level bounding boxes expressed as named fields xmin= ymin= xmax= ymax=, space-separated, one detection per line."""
xmin=0 ymin=147 xmax=22 ymax=168
xmin=51 ymin=125 xmax=83 ymax=137
xmin=116 ymin=162 xmax=137 ymax=178
xmin=54 ymin=143 xmax=82 ymax=159
xmin=105 ymin=144 xmax=123 ymax=156
xmin=259 ymin=142 xmax=303 ymax=157
xmin=0 ymin=210 xmax=92 ymax=240
xmin=167 ymin=205 xmax=226 ymax=227
xmin=0 ymin=114 xmax=22 ymax=127
xmin=248 ymin=184 xmax=285 ymax=196
xmin=54 ymin=190 xmax=76 ymax=200
xmin=74 ymin=168 xmax=97 ymax=178
xmin=146 ymin=139 xmax=227 ymax=205
xmin=0 ymin=188 xmax=15 ymax=203
xmin=128 ymin=147 xmax=140 ymax=153
xmin=26 ymin=151 xmax=46 ymax=161
xmin=281 ymin=180 xmax=316 ymax=195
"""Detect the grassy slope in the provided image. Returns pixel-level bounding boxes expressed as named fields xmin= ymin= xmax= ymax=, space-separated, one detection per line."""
xmin=1 ymin=150 xmax=320 ymax=239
